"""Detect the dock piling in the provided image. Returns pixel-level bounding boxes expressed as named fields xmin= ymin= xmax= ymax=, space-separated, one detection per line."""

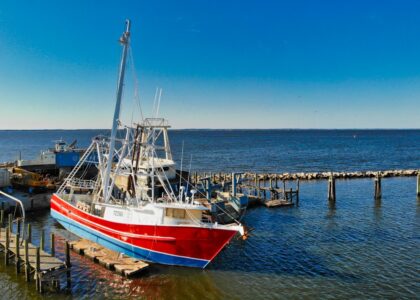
xmin=40 ymin=229 xmax=45 ymax=251
xmin=17 ymin=219 xmax=21 ymax=236
xmin=24 ymin=239 xmax=30 ymax=282
xmin=27 ymin=223 xmax=31 ymax=243
xmin=65 ymin=241 xmax=71 ymax=289
xmin=253 ymin=174 xmax=257 ymax=196
xmin=50 ymin=233 xmax=55 ymax=257
xmin=374 ymin=173 xmax=382 ymax=200
xmin=417 ymin=172 xmax=420 ymax=197
xmin=8 ymin=214 xmax=12 ymax=233
xmin=5 ymin=228 xmax=9 ymax=265
xmin=0 ymin=210 xmax=4 ymax=226
xmin=35 ymin=247 xmax=41 ymax=292
xmin=15 ymin=233 xmax=20 ymax=273
xmin=328 ymin=174 xmax=336 ymax=202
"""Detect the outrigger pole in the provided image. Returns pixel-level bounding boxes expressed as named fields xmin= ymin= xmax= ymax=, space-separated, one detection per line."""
xmin=103 ymin=19 xmax=131 ymax=202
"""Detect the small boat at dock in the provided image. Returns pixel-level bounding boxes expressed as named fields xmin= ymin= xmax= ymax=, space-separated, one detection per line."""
xmin=16 ymin=139 xmax=83 ymax=172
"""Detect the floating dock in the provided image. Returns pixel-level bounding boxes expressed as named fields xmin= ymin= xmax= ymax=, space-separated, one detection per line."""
xmin=69 ymin=239 xmax=149 ymax=277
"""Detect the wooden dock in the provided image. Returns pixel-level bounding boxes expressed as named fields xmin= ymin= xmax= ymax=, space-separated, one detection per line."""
xmin=0 ymin=223 xmax=71 ymax=293
xmin=69 ymin=239 xmax=149 ymax=277
xmin=0 ymin=228 xmax=64 ymax=271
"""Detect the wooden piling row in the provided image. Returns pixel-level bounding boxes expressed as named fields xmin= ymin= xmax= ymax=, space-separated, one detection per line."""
xmin=0 ymin=218 xmax=70 ymax=294
xmin=193 ymin=169 xmax=418 ymax=210
xmin=192 ymin=169 xmax=418 ymax=185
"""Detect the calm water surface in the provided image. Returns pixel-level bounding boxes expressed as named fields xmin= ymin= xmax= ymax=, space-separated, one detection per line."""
xmin=0 ymin=130 xmax=419 ymax=299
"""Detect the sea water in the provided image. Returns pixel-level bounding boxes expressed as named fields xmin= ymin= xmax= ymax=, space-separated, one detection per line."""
xmin=0 ymin=129 xmax=418 ymax=299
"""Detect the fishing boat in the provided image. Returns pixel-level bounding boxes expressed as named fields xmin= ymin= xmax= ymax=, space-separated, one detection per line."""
xmin=50 ymin=20 xmax=244 ymax=268
xmin=16 ymin=139 xmax=81 ymax=171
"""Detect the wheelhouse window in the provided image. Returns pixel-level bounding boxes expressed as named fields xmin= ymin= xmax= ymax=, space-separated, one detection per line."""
xmin=165 ymin=208 xmax=186 ymax=219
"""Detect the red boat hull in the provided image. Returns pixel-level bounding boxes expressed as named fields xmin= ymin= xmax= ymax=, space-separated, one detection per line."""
xmin=50 ymin=194 xmax=238 ymax=268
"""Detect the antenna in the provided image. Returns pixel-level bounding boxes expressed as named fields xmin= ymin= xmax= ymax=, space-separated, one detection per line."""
xmin=155 ymin=88 xmax=162 ymax=117
xmin=152 ymin=87 xmax=159 ymax=116
xmin=128 ymin=46 xmax=144 ymax=122
xmin=187 ymin=154 xmax=193 ymax=183
xmin=179 ymin=140 xmax=184 ymax=198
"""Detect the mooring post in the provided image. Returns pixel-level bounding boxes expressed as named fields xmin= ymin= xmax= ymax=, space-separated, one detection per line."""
xmin=35 ymin=247 xmax=41 ymax=292
xmin=53 ymin=278 xmax=60 ymax=292
xmin=27 ymin=223 xmax=32 ymax=243
xmin=65 ymin=241 xmax=71 ymax=289
xmin=328 ymin=174 xmax=336 ymax=202
xmin=374 ymin=173 xmax=382 ymax=200
xmin=253 ymin=174 xmax=257 ymax=196
xmin=8 ymin=214 xmax=12 ymax=233
xmin=283 ymin=180 xmax=286 ymax=199
xmin=24 ymin=239 xmax=30 ymax=282
xmin=289 ymin=188 xmax=293 ymax=203
xmin=5 ymin=227 xmax=9 ymax=265
xmin=15 ymin=233 xmax=20 ymax=274
xmin=50 ymin=233 xmax=55 ymax=257
xmin=40 ymin=229 xmax=45 ymax=251
xmin=17 ymin=219 xmax=21 ymax=236
xmin=296 ymin=179 xmax=300 ymax=206
xmin=416 ymin=171 xmax=420 ymax=197
xmin=0 ymin=209 xmax=4 ymax=226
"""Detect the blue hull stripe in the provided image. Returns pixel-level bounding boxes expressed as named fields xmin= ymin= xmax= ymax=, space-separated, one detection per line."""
xmin=51 ymin=210 xmax=209 ymax=268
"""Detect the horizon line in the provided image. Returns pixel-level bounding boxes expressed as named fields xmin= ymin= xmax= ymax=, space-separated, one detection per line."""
xmin=0 ymin=128 xmax=419 ymax=131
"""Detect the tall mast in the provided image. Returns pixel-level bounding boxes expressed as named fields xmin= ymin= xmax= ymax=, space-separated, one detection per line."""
xmin=103 ymin=19 xmax=131 ymax=202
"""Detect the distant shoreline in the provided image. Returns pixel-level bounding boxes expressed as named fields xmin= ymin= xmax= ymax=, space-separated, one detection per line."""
xmin=0 ymin=128 xmax=419 ymax=131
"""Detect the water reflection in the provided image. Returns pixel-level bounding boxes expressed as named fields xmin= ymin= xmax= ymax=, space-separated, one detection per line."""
xmin=0 ymin=178 xmax=418 ymax=299
xmin=374 ymin=197 xmax=382 ymax=223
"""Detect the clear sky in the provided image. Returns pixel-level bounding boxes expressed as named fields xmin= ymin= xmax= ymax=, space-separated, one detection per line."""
xmin=0 ymin=0 xmax=419 ymax=129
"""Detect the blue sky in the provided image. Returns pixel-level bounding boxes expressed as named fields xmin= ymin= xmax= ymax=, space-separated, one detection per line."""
xmin=0 ymin=0 xmax=419 ymax=129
